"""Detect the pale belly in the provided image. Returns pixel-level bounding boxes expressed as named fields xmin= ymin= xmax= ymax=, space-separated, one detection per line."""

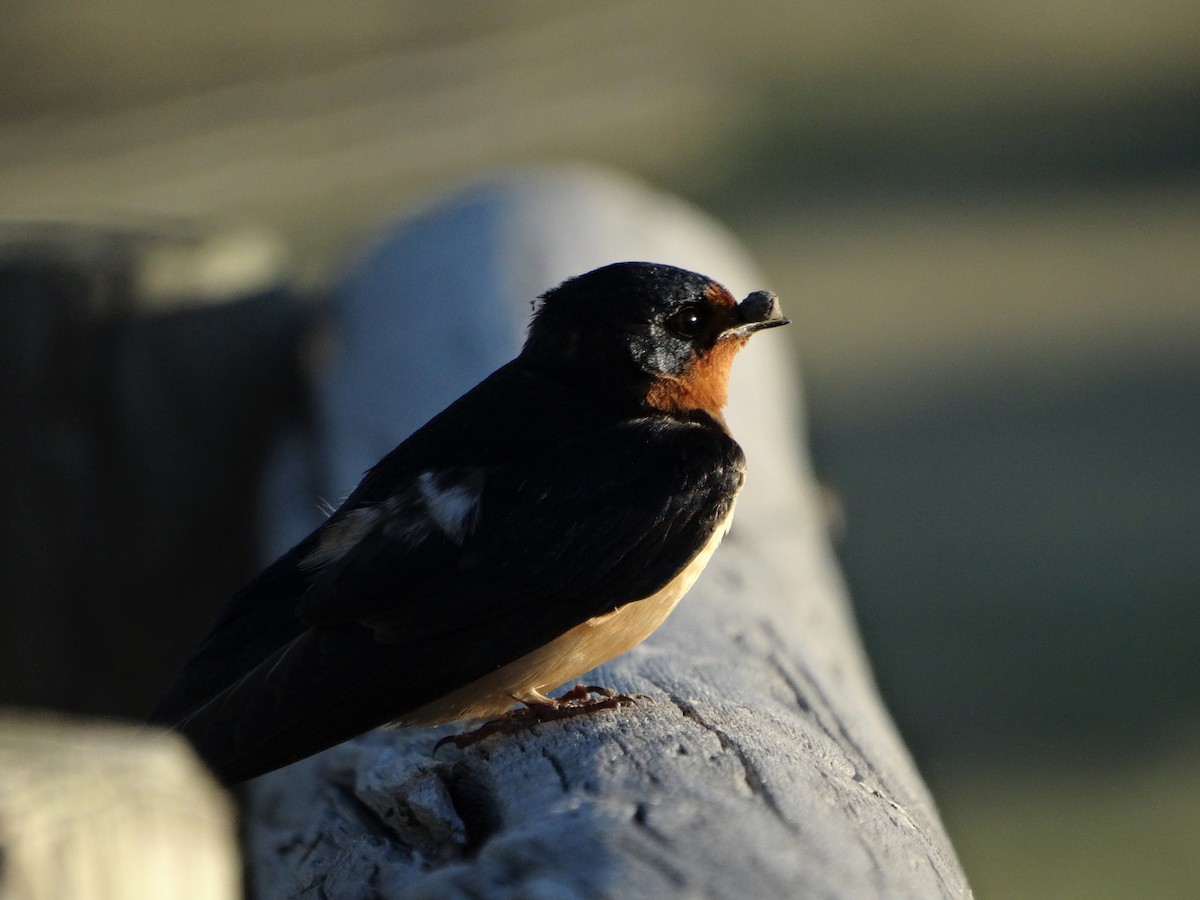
xmin=399 ymin=505 xmax=735 ymax=726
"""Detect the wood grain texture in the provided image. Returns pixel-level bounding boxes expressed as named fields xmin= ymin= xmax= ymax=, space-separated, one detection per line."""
xmin=244 ymin=167 xmax=973 ymax=898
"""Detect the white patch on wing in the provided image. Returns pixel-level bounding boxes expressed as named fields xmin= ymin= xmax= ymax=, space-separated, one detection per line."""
xmin=381 ymin=490 xmax=433 ymax=547
xmin=299 ymin=468 xmax=483 ymax=569
xmin=416 ymin=469 xmax=483 ymax=545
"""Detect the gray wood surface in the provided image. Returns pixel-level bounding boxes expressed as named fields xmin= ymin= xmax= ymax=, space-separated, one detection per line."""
xmin=245 ymin=167 xmax=973 ymax=899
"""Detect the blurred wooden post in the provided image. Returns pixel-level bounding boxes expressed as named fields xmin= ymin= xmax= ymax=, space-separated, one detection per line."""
xmin=0 ymin=712 xmax=239 ymax=900
xmin=245 ymin=166 xmax=974 ymax=898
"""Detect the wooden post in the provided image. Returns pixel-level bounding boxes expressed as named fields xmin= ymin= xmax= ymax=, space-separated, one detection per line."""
xmin=244 ymin=167 xmax=973 ymax=898
xmin=0 ymin=711 xmax=239 ymax=900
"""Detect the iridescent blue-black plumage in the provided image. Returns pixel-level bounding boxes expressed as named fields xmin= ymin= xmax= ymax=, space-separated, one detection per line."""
xmin=150 ymin=261 xmax=786 ymax=784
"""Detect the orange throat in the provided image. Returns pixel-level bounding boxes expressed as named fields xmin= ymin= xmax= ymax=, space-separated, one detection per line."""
xmin=644 ymin=335 xmax=746 ymax=424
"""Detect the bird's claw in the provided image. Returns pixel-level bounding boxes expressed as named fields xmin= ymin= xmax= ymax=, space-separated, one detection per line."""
xmin=433 ymin=684 xmax=643 ymax=752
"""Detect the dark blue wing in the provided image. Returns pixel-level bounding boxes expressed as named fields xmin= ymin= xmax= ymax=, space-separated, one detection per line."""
xmin=151 ymin=363 xmax=744 ymax=783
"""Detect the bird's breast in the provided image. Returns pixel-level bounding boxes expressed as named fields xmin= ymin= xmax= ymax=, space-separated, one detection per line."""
xmin=399 ymin=502 xmax=736 ymax=726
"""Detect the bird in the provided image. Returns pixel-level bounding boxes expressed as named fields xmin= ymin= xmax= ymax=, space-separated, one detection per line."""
xmin=149 ymin=260 xmax=788 ymax=784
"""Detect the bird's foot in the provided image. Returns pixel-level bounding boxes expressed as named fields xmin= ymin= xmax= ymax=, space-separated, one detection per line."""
xmin=521 ymin=683 xmax=645 ymax=718
xmin=434 ymin=685 xmax=642 ymax=751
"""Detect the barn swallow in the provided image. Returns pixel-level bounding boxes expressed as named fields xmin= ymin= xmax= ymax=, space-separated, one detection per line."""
xmin=150 ymin=261 xmax=788 ymax=784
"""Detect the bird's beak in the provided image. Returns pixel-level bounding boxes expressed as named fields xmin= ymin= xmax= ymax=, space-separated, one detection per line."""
xmin=725 ymin=290 xmax=789 ymax=337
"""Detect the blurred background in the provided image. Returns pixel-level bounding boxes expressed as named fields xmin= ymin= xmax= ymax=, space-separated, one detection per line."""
xmin=2 ymin=2 xmax=1198 ymax=896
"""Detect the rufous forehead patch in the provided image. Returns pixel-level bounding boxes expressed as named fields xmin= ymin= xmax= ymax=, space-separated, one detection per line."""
xmin=704 ymin=282 xmax=737 ymax=307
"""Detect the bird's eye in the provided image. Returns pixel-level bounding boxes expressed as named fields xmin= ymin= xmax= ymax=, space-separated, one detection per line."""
xmin=665 ymin=304 xmax=708 ymax=339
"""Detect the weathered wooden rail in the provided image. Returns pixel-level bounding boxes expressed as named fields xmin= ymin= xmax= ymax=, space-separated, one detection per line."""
xmin=243 ymin=167 xmax=972 ymax=898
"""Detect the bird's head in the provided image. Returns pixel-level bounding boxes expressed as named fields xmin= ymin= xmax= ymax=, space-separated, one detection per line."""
xmin=524 ymin=261 xmax=788 ymax=417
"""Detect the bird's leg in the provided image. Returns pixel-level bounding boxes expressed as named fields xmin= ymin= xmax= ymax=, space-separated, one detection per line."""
xmin=521 ymin=684 xmax=637 ymax=718
xmin=434 ymin=685 xmax=642 ymax=751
